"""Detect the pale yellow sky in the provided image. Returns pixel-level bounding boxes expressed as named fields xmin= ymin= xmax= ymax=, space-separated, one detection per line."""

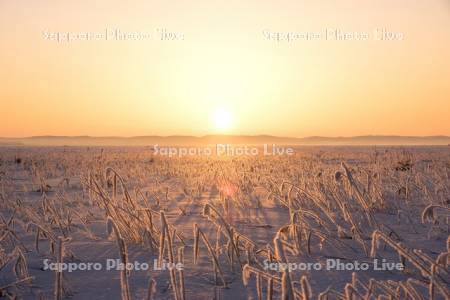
xmin=1 ymin=0 xmax=449 ymax=137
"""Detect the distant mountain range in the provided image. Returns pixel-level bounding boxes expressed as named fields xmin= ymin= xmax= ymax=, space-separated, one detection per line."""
xmin=1 ymin=135 xmax=450 ymax=146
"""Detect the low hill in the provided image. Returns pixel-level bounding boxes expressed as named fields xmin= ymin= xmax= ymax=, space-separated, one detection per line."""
xmin=1 ymin=135 xmax=449 ymax=146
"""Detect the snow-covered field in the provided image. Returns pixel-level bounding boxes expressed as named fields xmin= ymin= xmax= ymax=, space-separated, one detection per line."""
xmin=0 ymin=146 xmax=449 ymax=299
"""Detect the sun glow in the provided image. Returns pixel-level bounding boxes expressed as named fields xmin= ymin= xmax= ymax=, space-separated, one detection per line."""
xmin=211 ymin=107 xmax=233 ymax=132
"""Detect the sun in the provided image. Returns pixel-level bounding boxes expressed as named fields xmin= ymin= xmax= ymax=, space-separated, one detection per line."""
xmin=211 ymin=107 xmax=233 ymax=132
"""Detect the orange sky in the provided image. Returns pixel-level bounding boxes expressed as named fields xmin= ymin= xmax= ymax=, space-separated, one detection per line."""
xmin=1 ymin=0 xmax=449 ymax=137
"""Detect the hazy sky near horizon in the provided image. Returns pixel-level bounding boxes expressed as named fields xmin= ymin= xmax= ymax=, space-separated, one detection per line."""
xmin=1 ymin=0 xmax=450 ymax=138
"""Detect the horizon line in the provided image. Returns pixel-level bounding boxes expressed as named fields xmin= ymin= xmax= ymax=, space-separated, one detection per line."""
xmin=1 ymin=134 xmax=450 ymax=139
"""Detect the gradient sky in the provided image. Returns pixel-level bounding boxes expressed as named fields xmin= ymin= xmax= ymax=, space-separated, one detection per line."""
xmin=1 ymin=0 xmax=449 ymax=137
